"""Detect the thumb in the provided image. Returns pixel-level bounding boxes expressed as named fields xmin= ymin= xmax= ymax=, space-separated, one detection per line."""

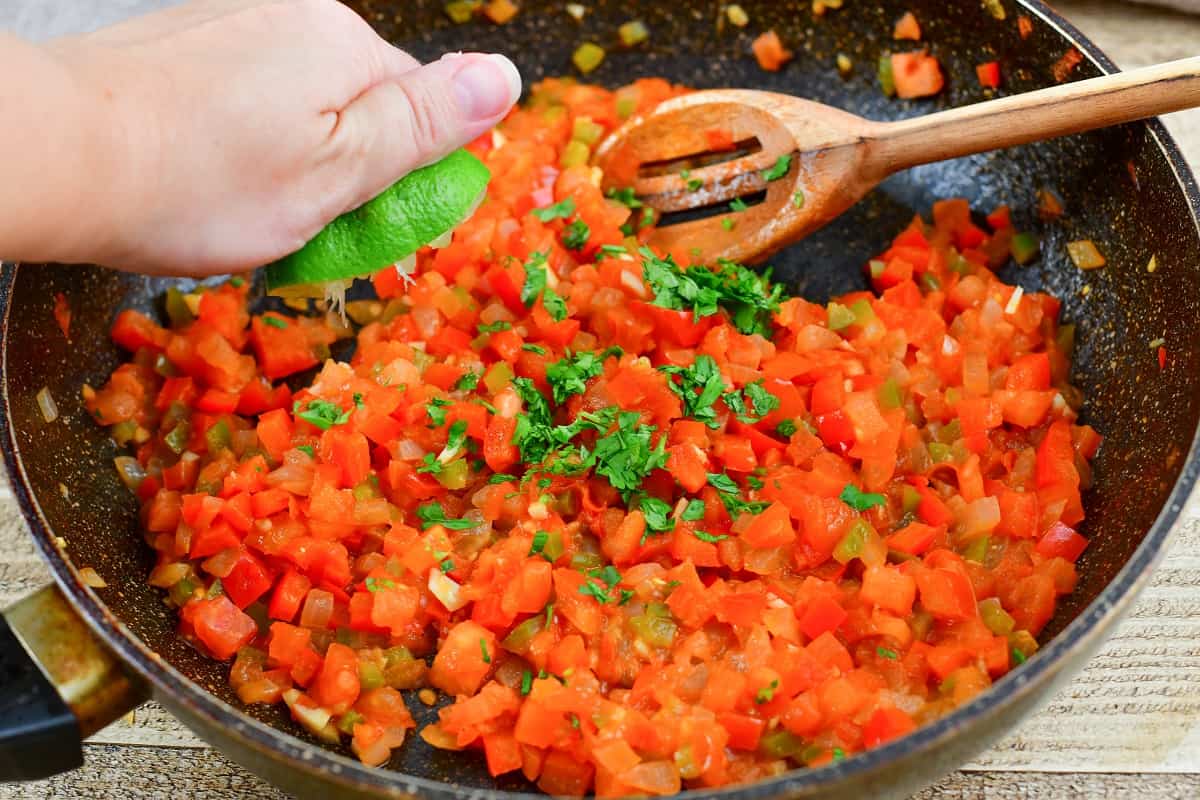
xmin=329 ymin=52 xmax=521 ymax=211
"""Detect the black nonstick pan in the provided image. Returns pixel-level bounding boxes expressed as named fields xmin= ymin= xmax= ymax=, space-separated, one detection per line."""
xmin=2 ymin=1 xmax=1199 ymax=797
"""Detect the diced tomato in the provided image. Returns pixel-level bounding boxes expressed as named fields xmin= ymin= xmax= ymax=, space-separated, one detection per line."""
xmin=752 ymin=30 xmax=793 ymax=72
xmin=185 ymin=596 xmax=256 ymax=660
xmin=892 ymin=52 xmax=945 ymax=99
xmin=976 ymin=61 xmax=1002 ymax=89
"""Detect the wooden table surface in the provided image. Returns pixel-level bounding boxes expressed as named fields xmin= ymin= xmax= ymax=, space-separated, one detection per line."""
xmin=2 ymin=1 xmax=1200 ymax=797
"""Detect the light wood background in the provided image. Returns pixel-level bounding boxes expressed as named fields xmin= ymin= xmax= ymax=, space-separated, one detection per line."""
xmin=2 ymin=0 xmax=1199 ymax=797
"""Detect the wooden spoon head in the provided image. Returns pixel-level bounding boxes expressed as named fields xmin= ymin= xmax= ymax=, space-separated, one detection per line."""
xmin=594 ymin=89 xmax=877 ymax=265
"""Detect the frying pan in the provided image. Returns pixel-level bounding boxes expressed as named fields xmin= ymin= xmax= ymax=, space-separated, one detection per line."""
xmin=2 ymin=0 xmax=1199 ymax=797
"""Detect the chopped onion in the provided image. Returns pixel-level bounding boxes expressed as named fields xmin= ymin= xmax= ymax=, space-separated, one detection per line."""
xmin=113 ymin=457 xmax=146 ymax=491
xmin=36 ymin=387 xmax=58 ymax=423
xmin=396 ymin=439 xmax=425 ymax=461
xmin=202 ymin=547 xmax=241 ymax=579
xmin=428 ymin=569 xmax=467 ymax=611
xmin=565 ymin=3 xmax=586 ymax=21
xmin=300 ymin=589 xmax=335 ymax=629
xmin=411 ymin=305 xmax=441 ymax=339
xmin=78 ymin=567 xmax=108 ymax=588
xmin=619 ymin=270 xmax=646 ymax=296
xmin=1004 ymin=286 xmax=1024 ymax=315
xmin=148 ymin=562 xmax=191 ymax=588
xmin=957 ymin=496 xmax=1001 ymax=537
xmin=428 ymin=230 xmax=454 ymax=249
xmin=282 ymin=689 xmax=331 ymax=736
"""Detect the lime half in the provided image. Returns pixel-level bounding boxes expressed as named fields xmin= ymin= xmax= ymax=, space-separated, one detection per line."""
xmin=264 ymin=149 xmax=491 ymax=296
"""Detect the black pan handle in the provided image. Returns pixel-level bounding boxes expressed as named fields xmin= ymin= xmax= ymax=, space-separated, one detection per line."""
xmin=0 ymin=585 xmax=149 ymax=781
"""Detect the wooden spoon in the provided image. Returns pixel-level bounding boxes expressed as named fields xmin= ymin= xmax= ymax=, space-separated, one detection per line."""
xmin=593 ymin=56 xmax=1200 ymax=265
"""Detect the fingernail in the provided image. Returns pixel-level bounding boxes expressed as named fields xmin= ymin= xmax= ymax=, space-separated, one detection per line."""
xmin=452 ymin=55 xmax=522 ymax=120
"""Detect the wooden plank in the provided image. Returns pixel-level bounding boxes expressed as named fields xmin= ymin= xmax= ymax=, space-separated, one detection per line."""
xmin=1 ymin=746 xmax=1198 ymax=800
xmin=2 ymin=1 xmax=1199 ymax=797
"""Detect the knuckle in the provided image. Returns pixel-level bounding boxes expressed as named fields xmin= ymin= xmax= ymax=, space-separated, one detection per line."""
xmin=396 ymin=80 xmax=456 ymax=165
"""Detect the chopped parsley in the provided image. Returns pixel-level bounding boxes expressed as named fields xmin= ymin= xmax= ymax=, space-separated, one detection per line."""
xmin=877 ymin=646 xmax=898 ymax=660
xmin=230 ymin=276 xmax=245 ymax=288
xmin=522 ymin=343 xmax=547 ymax=355
xmin=730 ymin=197 xmax=749 ymax=213
xmin=608 ymin=187 xmax=643 ymax=208
xmin=776 ymin=419 xmax=798 ymax=437
xmin=578 ymin=565 xmax=625 ymax=604
xmin=445 ymin=420 xmax=468 ymax=452
xmin=520 ymin=669 xmax=533 ymax=695
xmin=640 ymin=247 xmax=784 ymax=337
xmin=512 ymin=378 xmax=558 ymax=463
xmin=546 ymin=348 xmax=621 ymax=405
xmin=762 ymin=154 xmax=793 ymax=182
xmin=755 ymin=679 xmax=779 ymax=704
xmin=488 ymin=473 xmax=515 ymax=485
xmin=530 ymin=530 xmax=549 ymax=557
xmin=598 ymin=244 xmax=629 ymax=260
xmin=295 ymin=399 xmax=350 ymax=430
xmin=721 ymin=218 xmax=736 ymax=231
xmin=532 ymin=197 xmax=576 ymax=222
xmin=455 ymin=371 xmax=480 ymax=392
xmin=426 ymin=397 xmax=452 ymax=427
xmin=477 ymin=320 xmax=513 ymax=334
xmin=415 ymin=502 xmax=478 ymax=531
xmin=747 ymin=475 xmax=765 ymax=490
xmin=364 ymin=577 xmax=396 ymax=593
xmin=693 ymin=529 xmax=728 ymax=543
xmin=681 ymin=499 xmax=706 ymax=521
xmin=1012 ymin=649 xmax=1028 ymax=665
xmin=707 ymin=472 xmax=740 ymax=494
xmin=440 ymin=559 xmax=455 ymax=573
xmin=659 ymin=355 xmax=726 ymax=427
xmin=479 ymin=638 xmax=491 ymax=664
xmin=638 ymin=495 xmax=675 ymax=542
xmin=263 ymin=315 xmax=288 ymax=329
xmin=563 ymin=219 xmax=591 ymax=250
xmin=353 ymin=392 xmax=364 ymax=407
xmin=542 ymin=286 xmax=569 ymax=321
xmin=724 ymin=379 xmax=781 ymax=424
xmin=416 ymin=452 xmax=443 ymax=475
xmin=521 ymin=252 xmax=549 ymax=307
xmin=686 ymin=177 xmax=703 ymax=192
xmin=707 ymin=472 xmax=768 ymax=516
xmin=583 ymin=411 xmax=667 ymax=498
xmin=840 ymin=484 xmax=887 ymax=511
xmin=297 ymin=445 xmax=315 ymax=458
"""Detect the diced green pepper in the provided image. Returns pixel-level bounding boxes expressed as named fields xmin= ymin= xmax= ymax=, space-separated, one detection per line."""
xmin=833 ymin=519 xmax=873 ymax=564
xmin=435 ymin=458 xmax=470 ymax=490
xmin=618 ymin=21 xmax=649 ymax=47
xmin=569 ymin=549 xmax=605 ymax=570
xmin=850 ymin=298 xmax=876 ymax=324
xmin=759 ymin=729 xmax=806 ymax=759
xmin=902 ymin=485 xmax=922 ymax=514
xmin=629 ymin=614 xmax=677 ymax=648
xmin=502 ymin=615 xmax=544 ymax=654
xmin=561 ymin=139 xmax=591 ymax=168
xmin=869 ymin=259 xmax=886 ymax=279
xmin=165 ymin=288 xmax=195 ymax=327
xmin=444 ymin=0 xmax=481 ymax=23
xmin=336 ymin=710 xmax=365 ymax=735
xmin=962 ymin=534 xmax=990 ymax=564
xmin=937 ymin=419 xmax=962 ymax=444
xmin=483 ymin=362 xmax=515 ymax=395
xmin=827 ymin=302 xmax=856 ymax=331
xmin=572 ymin=117 xmax=605 ymax=145
xmin=928 ymin=442 xmax=953 ymax=464
xmin=165 ymin=421 xmax=190 ymax=455
xmin=878 ymin=378 xmax=903 ymax=409
xmin=153 ymin=353 xmax=178 ymax=377
xmin=978 ymin=598 xmax=1016 ymax=636
xmin=541 ymin=530 xmax=565 ymax=562
xmin=205 ymin=419 xmax=231 ymax=454
xmin=878 ymin=54 xmax=896 ymax=97
xmin=359 ymin=661 xmax=386 ymax=690
xmin=1010 ymin=232 xmax=1040 ymax=265
xmin=573 ymin=43 xmax=606 ymax=75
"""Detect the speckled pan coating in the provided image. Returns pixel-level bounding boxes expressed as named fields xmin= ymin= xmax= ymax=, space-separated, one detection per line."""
xmin=1 ymin=1 xmax=1198 ymax=797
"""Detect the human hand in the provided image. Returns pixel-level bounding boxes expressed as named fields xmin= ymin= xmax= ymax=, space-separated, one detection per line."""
xmin=42 ymin=0 xmax=521 ymax=275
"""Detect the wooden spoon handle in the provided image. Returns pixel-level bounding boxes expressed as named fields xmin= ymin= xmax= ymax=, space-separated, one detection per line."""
xmin=872 ymin=56 xmax=1200 ymax=174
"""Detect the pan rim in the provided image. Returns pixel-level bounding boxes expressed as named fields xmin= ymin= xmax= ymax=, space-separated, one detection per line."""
xmin=2 ymin=1 xmax=1199 ymax=796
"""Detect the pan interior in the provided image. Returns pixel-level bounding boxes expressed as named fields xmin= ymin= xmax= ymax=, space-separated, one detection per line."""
xmin=3 ymin=0 xmax=1199 ymax=792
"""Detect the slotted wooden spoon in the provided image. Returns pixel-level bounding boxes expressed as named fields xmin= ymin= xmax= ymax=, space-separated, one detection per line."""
xmin=594 ymin=56 xmax=1200 ymax=265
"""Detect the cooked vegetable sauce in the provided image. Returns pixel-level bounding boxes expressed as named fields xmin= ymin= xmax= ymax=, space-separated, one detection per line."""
xmin=87 ymin=78 xmax=1099 ymax=796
